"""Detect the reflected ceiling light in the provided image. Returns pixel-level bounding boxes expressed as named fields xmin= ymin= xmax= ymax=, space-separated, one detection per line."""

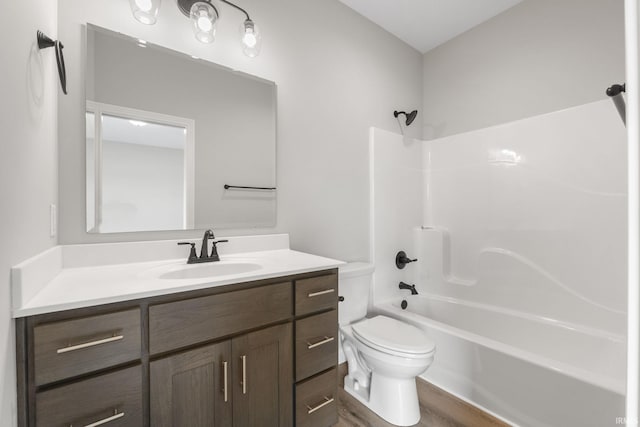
xmin=129 ymin=120 xmax=148 ymax=127
xmin=129 ymin=0 xmax=161 ymax=25
xmin=129 ymin=0 xmax=262 ymax=58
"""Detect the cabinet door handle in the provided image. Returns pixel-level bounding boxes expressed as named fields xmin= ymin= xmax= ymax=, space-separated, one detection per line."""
xmin=57 ymin=334 xmax=123 ymax=354
xmin=307 ymin=336 xmax=335 ymax=349
xmin=240 ymin=355 xmax=247 ymax=395
xmin=222 ymin=361 xmax=228 ymax=403
xmin=81 ymin=409 xmax=124 ymax=427
xmin=307 ymin=288 xmax=335 ymax=298
xmin=306 ymin=396 xmax=334 ymax=414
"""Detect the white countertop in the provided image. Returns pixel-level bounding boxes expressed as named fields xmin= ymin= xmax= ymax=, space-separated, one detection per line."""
xmin=11 ymin=235 xmax=344 ymax=317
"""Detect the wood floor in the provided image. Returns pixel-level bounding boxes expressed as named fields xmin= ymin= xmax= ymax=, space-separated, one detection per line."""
xmin=333 ymin=364 xmax=510 ymax=427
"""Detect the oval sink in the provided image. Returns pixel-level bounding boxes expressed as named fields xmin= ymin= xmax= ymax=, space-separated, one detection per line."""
xmin=158 ymin=262 xmax=262 ymax=280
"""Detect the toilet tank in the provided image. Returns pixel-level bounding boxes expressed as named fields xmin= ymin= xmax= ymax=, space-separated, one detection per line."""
xmin=338 ymin=262 xmax=375 ymax=325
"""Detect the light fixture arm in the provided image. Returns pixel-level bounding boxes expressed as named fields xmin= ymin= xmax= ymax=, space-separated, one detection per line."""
xmin=219 ymin=0 xmax=251 ymax=21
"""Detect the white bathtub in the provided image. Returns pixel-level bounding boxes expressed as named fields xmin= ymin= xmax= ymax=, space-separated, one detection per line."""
xmin=374 ymin=295 xmax=626 ymax=427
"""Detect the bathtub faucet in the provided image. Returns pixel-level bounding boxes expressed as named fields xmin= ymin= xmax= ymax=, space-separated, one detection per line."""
xmin=399 ymin=281 xmax=418 ymax=295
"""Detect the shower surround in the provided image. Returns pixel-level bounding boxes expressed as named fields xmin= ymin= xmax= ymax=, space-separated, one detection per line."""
xmin=369 ymin=99 xmax=627 ymax=426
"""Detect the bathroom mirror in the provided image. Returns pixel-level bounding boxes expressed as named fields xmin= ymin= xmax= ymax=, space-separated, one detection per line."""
xmin=85 ymin=25 xmax=276 ymax=233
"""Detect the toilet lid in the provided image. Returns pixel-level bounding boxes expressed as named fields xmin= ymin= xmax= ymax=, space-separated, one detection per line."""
xmin=352 ymin=315 xmax=435 ymax=355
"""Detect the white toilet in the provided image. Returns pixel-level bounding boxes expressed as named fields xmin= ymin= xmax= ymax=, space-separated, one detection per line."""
xmin=338 ymin=263 xmax=436 ymax=426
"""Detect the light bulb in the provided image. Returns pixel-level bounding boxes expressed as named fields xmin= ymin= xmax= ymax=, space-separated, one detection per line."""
xmin=190 ymin=2 xmax=218 ymax=44
xmin=197 ymin=15 xmax=213 ymax=32
xmin=241 ymin=19 xmax=261 ymax=58
xmin=242 ymin=30 xmax=257 ymax=48
xmin=129 ymin=0 xmax=160 ymax=25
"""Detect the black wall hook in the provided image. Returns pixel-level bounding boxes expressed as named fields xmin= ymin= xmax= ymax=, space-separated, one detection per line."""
xmin=606 ymin=83 xmax=626 ymax=126
xmin=37 ymin=30 xmax=67 ymax=95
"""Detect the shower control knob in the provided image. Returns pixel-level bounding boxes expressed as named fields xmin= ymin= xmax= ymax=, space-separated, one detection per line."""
xmin=396 ymin=251 xmax=417 ymax=269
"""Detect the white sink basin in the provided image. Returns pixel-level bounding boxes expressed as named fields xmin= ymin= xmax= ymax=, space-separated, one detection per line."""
xmin=146 ymin=261 xmax=262 ymax=280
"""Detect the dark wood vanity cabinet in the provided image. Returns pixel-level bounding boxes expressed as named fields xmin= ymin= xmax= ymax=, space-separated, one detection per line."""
xmin=150 ymin=323 xmax=293 ymax=427
xmin=293 ymin=275 xmax=339 ymax=427
xmin=16 ymin=269 xmax=338 ymax=427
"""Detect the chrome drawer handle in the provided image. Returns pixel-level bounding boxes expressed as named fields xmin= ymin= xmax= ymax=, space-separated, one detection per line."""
xmin=80 ymin=410 xmax=124 ymax=427
xmin=307 ymin=336 xmax=334 ymax=349
xmin=306 ymin=396 xmax=334 ymax=414
xmin=240 ymin=355 xmax=247 ymax=395
xmin=222 ymin=361 xmax=228 ymax=402
xmin=307 ymin=288 xmax=335 ymax=298
xmin=57 ymin=334 xmax=124 ymax=354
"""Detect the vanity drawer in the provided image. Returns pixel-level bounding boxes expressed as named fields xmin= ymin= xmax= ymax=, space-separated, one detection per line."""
xmin=149 ymin=282 xmax=291 ymax=354
xmin=296 ymin=309 xmax=338 ymax=381
xmin=33 ymin=309 xmax=141 ymax=386
xmin=296 ymin=368 xmax=338 ymax=427
xmin=295 ymin=274 xmax=338 ymax=316
xmin=35 ymin=365 xmax=142 ymax=427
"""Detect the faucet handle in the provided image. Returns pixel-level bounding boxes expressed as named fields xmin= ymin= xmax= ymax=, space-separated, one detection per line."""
xmin=209 ymin=239 xmax=229 ymax=261
xmin=396 ymin=251 xmax=418 ymax=269
xmin=178 ymin=242 xmax=198 ymax=263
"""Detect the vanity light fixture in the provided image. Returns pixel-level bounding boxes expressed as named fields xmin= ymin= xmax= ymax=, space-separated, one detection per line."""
xmin=129 ymin=0 xmax=262 ymax=57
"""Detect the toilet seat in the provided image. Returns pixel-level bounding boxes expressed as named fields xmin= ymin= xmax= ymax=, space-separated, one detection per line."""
xmin=352 ymin=315 xmax=435 ymax=357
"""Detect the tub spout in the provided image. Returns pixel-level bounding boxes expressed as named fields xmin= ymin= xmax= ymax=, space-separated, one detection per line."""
xmin=399 ymin=281 xmax=418 ymax=295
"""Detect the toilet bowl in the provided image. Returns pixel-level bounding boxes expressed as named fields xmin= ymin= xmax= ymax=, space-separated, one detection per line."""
xmin=338 ymin=263 xmax=436 ymax=426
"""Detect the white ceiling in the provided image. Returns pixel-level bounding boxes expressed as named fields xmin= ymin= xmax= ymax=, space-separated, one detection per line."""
xmin=338 ymin=0 xmax=523 ymax=53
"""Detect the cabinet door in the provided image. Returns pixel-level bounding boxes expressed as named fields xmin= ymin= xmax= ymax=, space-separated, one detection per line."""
xmin=232 ymin=323 xmax=293 ymax=427
xmin=151 ymin=341 xmax=232 ymax=427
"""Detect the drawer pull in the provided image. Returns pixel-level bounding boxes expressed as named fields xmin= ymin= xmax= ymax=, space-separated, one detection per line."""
xmin=307 ymin=288 xmax=335 ymax=298
xmin=240 ymin=355 xmax=247 ymax=394
xmin=57 ymin=334 xmax=124 ymax=354
xmin=306 ymin=396 xmax=334 ymax=414
xmin=307 ymin=336 xmax=335 ymax=349
xmin=222 ymin=361 xmax=228 ymax=402
xmin=81 ymin=409 xmax=124 ymax=427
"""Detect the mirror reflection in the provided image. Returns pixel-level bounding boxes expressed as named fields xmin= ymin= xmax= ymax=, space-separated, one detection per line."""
xmin=85 ymin=24 xmax=276 ymax=234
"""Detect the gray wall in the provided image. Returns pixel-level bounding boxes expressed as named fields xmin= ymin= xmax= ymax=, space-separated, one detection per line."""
xmin=58 ymin=0 xmax=423 ymax=262
xmin=0 ymin=0 xmax=58 ymax=425
xmin=422 ymin=0 xmax=625 ymax=140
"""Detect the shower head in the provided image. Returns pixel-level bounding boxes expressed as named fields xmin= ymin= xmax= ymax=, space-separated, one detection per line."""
xmin=394 ymin=110 xmax=418 ymax=126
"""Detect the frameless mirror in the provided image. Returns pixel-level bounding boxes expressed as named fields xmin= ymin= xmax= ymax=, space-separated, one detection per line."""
xmin=85 ymin=24 xmax=276 ymax=233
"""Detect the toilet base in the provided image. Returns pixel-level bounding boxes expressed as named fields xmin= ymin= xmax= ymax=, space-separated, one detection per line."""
xmin=344 ymin=373 xmax=421 ymax=426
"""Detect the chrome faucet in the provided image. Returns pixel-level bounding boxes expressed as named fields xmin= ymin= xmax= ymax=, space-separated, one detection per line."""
xmin=399 ymin=281 xmax=419 ymax=295
xmin=178 ymin=229 xmax=228 ymax=264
